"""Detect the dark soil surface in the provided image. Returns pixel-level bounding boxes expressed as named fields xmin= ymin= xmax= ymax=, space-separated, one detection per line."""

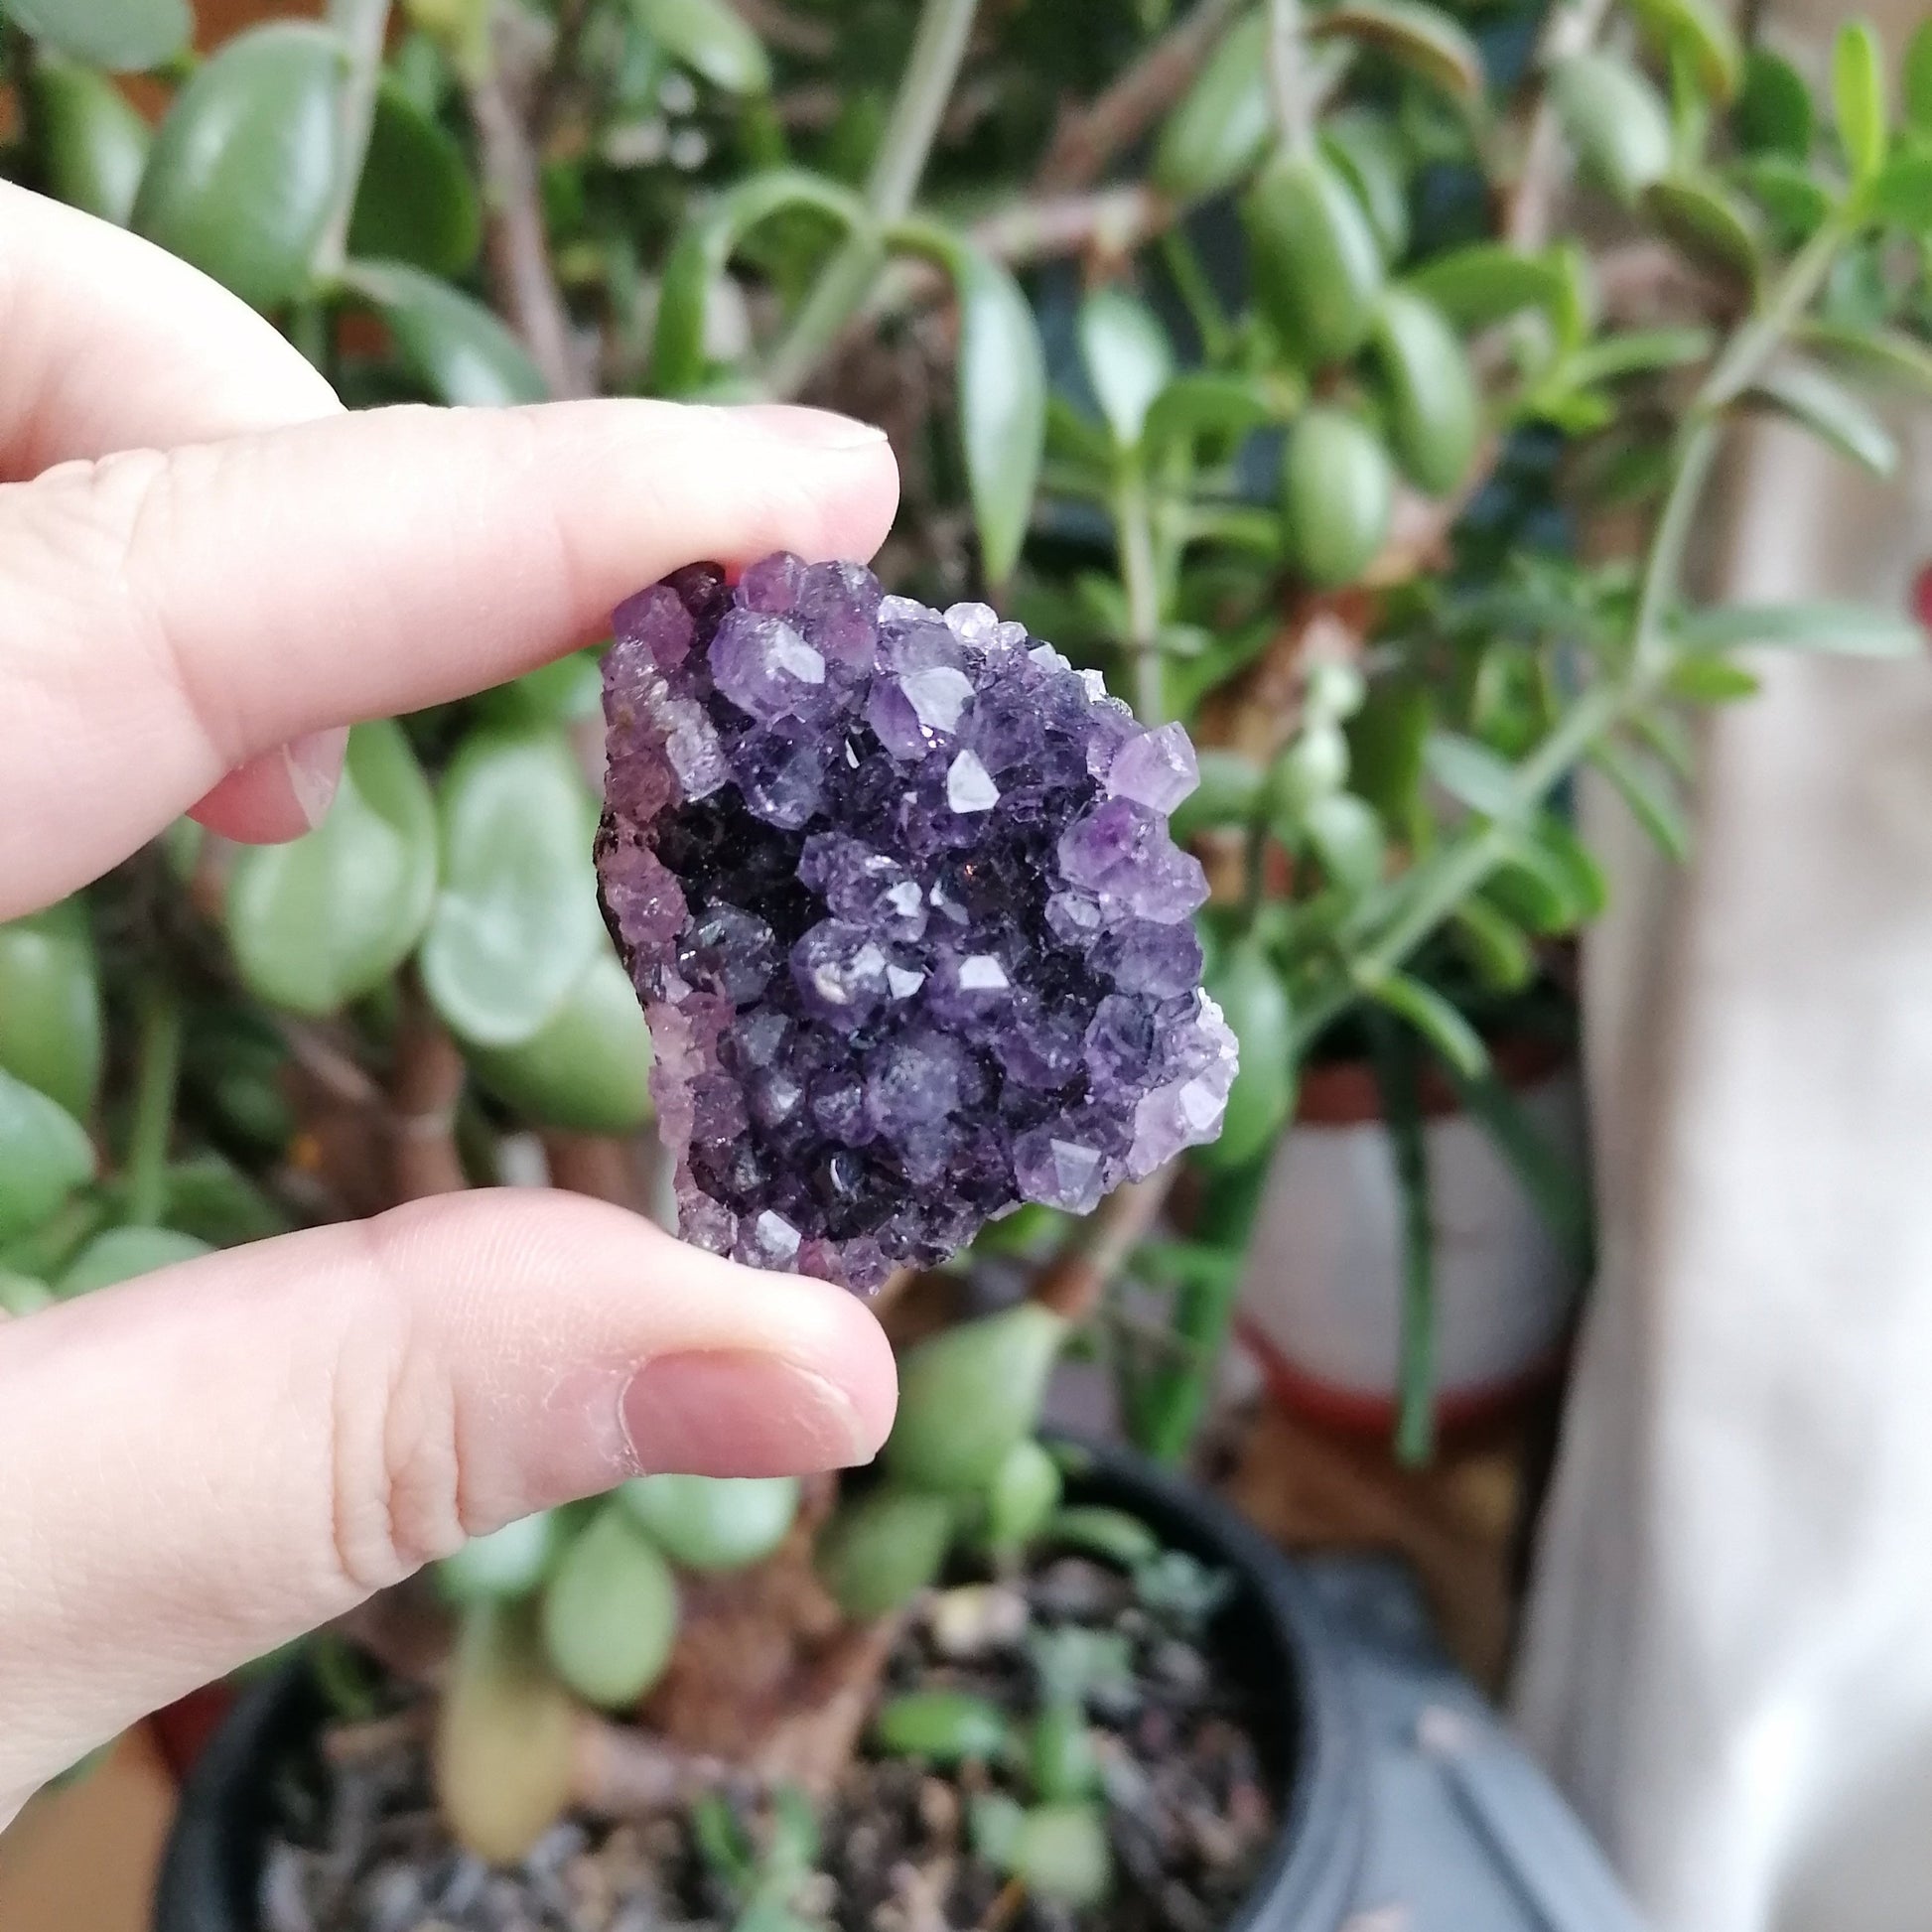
xmin=261 ymin=1555 xmax=1279 ymax=1932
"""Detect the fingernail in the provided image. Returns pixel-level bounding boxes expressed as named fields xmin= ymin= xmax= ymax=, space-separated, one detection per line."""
xmin=620 ymin=1350 xmax=869 ymax=1474
xmin=733 ymin=404 xmax=891 ymax=452
xmin=283 ymin=727 xmax=350 ymax=829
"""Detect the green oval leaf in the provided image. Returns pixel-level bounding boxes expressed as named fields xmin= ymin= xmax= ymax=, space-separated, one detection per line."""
xmin=132 ymin=22 xmax=347 ymax=311
xmin=1280 ymin=407 xmax=1394 ymax=588
xmin=1244 ymin=149 xmax=1385 ymax=367
xmin=57 ymin=1225 xmax=210 ymax=1297
xmin=1153 ymin=7 xmax=1272 ymax=202
xmin=540 ymin=1505 xmax=680 ymax=1709
xmin=1198 ymin=939 xmax=1292 ymax=1171
xmin=1308 ymin=0 xmax=1484 ymax=99
xmin=887 ymin=1304 xmax=1067 ymax=1491
xmin=1747 ymin=356 xmax=1897 ymax=478
xmin=5 ymin=0 xmax=188 ymax=71
xmin=1867 ymin=150 xmax=1932 ymax=229
xmin=437 ymin=1511 xmax=563 ymax=1605
xmin=816 ymin=1485 xmax=955 ymax=1619
xmin=0 ymin=1067 xmax=95 ymax=1244
xmin=1045 ymin=1504 xmax=1162 ymax=1568
xmin=619 ymin=1473 xmax=799 ymax=1572
xmin=1143 ymin=371 xmax=1278 ymax=458
xmin=1450 ymin=897 xmax=1534 ymax=992
xmin=1627 ymin=0 xmax=1741 ymax=102
xmin=983 ymin=1438 xmax=1062 ymax=1553
xmin=1367 ymin=287 xmax=1478 ymax=495
xmin=420 ymin=727 xmax=607 ymax=1050
xmin=32 ymin=60 xmax=151 ymax=224
xmin=0 ymin=898 xmax=103 ymax=1121
xmin=1303 ymin=790 xmax=1386 ymax=895
xmin=1730 ymin=156 xmax=1834 ymax=242
xmin=652 ymin=169 xmax=867 ymax=394
xmin=343 ymin=260 xmax=547 ymax=405
xmin=0 ymin=1270 xmax=54 ymax=1316
xmin=1832 ymin=19 xmax=1886 ymax=181
xmin=465 ymin=943 xmax=654 ymax=1133
xmin=1642 ymin=173 xmax=1762 ymax=289
xmin=1906 ymin=19 xmax=1932 ymax=135
xmin=1011 ymin=1802 xmax=1112 ymax=1906
xmin=1551 ymin=53 xmax=1672 ymax=207
xmin=1075 ymin=286 xmax=1173 ymax=451
xmin=1423 ymin=731 xmax=1522 ymax=818
xmin=347 ymin=78 xmax=482 ymax=277
xmin=1321 ymin=107 xmax=1412 ymax=265
xmin=1735 ymin=47 xmax=1814 ymax=160
xmin=225 ymin=721 xmax=438 ymax=1017
xmin=1168 ymin=749 xmax=1266 ymax=838
xmin=875 ymin=1691 xmax=1011 ymax=1763
xmin=628 ymin=0 xmax=770 ymax=95
xmin=953 ymin=244 xmax=1046 ymax=585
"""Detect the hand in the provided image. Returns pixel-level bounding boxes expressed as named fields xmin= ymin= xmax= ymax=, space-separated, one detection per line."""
xmin=0 ymin=184 xmax=901 ymax=1823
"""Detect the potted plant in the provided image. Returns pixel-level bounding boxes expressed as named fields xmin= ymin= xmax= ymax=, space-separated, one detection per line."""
xmin=0 ymin=0 xmax=1927 ymax=1925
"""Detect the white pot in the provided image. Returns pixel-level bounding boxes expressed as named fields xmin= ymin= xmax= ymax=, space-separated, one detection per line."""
xmin=1236 ymin=1057 xmax=1588 ymax=1425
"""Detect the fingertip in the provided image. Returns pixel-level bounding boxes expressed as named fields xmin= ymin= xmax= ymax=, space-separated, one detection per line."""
xmin=187 ymin=728 xmax=348 ymax=844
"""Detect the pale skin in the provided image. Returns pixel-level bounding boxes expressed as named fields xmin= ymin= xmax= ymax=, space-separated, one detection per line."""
xmin=0 ymin=183 xmax=904 ymax=1826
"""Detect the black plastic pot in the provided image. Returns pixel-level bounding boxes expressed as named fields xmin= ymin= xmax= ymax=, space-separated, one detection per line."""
xmin=154 ymin=1440 xmax=1368 ymax=1932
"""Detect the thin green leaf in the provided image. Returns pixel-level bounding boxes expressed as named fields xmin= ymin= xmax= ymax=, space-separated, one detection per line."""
xmin=1440 ymin=1059 xmax=1594 ymax=1275
xmin=1832 ymin=20 xmax=1886 ymax=181
xmin=1678 ymin=599 xmax=1926 ymax=656
xmin=1747 ymin=357 xmax=1898 ymax=478
xmin=1450 ymin=897 xmax=1534 ymax=992
xmin=1303 ymin=791 xmax=1385 ymax=894
xmin=897 ymin=231 xmax=1043 ymax=587
xmin=1560 ymin=325 xmax=1715 ymax=386
xmin=653 ymin=170 xmax=867 ymax=393
xmin=1403 ymin=243 xmax=1574 ymax=330
xmin=627 ymin=0 xmax=770 ymax=94
xmin=1365 ymin=1016 xmax=1436 ymax=1466
xmin=1358 ymin=968 xmax=1490 ymax=1078
xmin=1667 ymin=654 xmax=1761 ymax=702
xmin=1590 ymin=740 xmax=1690 ymax=861
xmin=4 ymin=0 xmax=189 ymax=71
xmin=1076 ymin=287 xmax=1173 ymax=451
xmin=1551 ymin=53 xmax=1672 ymax=207
xmin=1143 ymin=371 xmax=1278 ymax=457
xmin=1797 ymin=320 xmax=1932 ymax=398
xmin=132 ymin=22 xmax=347 ymax=312
xmin=1307 ymin=0 xmax=1483 ymax=98
xmin=1422 ymin=732 xmax=1522 ymax=818
xmin=344 ymin=261 xmax=547 ymax=404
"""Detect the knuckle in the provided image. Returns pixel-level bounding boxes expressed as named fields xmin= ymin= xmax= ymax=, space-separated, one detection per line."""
xmin=324 ymin=1221 xmax=470 ymax=1593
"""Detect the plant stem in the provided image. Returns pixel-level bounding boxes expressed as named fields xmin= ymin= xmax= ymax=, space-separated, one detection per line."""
xmin=1265 ymin=0 xmax=1313 ymax=154
xmin=1116 ymin=464 xmax=1166 ymax=725
xmin=316 ymin=0 xmax=393 ymax=276
xmin=763 ymin=0 xmax=980 ymax=397
xmin=1368 ymin=1016 xmax=1436 ymax=1466
xmin=1129 ymin=1159 xmax=1270 ymax=1463
xmin=1292 ymin=215 xmax=1852 ymax=1054
xmin=125 ymin=984 xmax=183 ymax=1230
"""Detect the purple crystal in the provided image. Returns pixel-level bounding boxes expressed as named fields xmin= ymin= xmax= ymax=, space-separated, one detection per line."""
xmin=593 ymin=555 xmax=1235 ymax=1289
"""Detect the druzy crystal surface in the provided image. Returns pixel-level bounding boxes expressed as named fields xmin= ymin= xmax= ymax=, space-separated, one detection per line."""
xmin=594 ymin=556 xmax=1237 ymax=1292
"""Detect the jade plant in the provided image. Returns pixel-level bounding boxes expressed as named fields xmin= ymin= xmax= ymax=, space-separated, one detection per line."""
xmin=2 ymin=0 xmax=1931 ymax=1898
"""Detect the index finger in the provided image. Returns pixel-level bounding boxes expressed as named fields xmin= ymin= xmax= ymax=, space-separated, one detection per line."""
xmin=0 ymin=399 xmax=898 ymax=917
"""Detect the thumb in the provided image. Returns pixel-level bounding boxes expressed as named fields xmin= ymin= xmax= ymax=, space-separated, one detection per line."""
xmin=0 ymin=1190 xmax=897 ymax=1818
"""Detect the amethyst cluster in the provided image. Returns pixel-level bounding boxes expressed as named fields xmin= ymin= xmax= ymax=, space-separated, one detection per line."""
xmin=593 ymin=553 xmax=1237 ymax=1292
